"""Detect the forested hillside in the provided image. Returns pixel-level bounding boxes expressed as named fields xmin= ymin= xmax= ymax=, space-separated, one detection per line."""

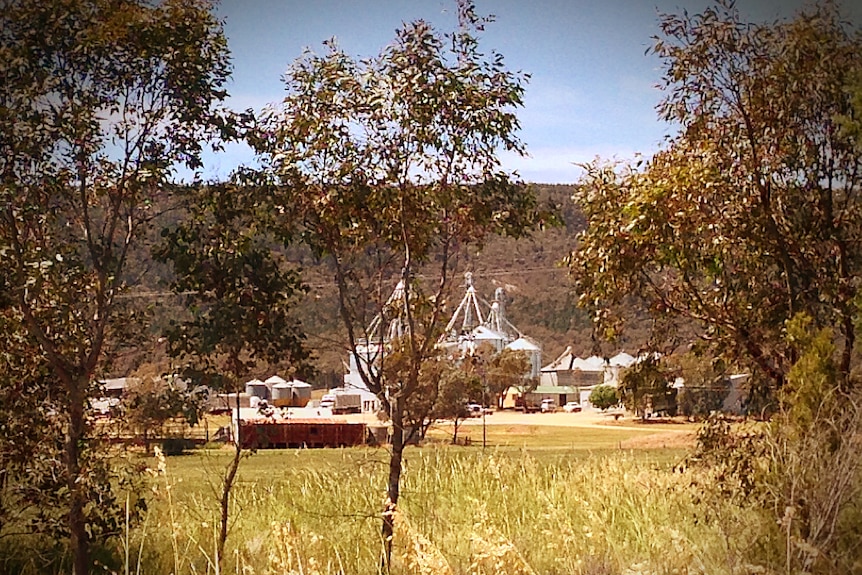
xmin=296 ymin=183 xmax=590 ymax=382
xmin=118 ymin=182 xmax=652 ymax=384
xmin=225 ymin=184 xmax=646 ymax=382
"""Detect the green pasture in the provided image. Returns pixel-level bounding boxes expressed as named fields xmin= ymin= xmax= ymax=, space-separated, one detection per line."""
xmin=122 ymin=423 xmax=729 ymax=575
xmin=9 ymin=422 xmax=780 ymax=575
xmin=163 ymin=420 xmax=692 ymax=486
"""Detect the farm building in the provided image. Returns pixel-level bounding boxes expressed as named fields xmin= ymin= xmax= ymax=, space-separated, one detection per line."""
xmin=341 ymin=273 xmax=543 ymax=415
xmin=244 ymin=375 xmax=312 ymax=407
xmin=437 ymin=275 xmax=542 ymax=378
xmin=100 ymin=377 xmax=136 ymax=397
xmin=673 ymin=372 xmax=749 ymax=416
xmin=238 ymin=418 xmax=366 ymax=449
xmin=230 ymin=406 xmax=369 ymax=449
xmin=537 ymin=350 xmax=638 ymax=409
xmin=343 ymin=273 xmax=541 ymax=413
xmin=208 ymin=375 xmax=313 ymax=413
xmin=501 ymin=384 xmax=580 ymax=410
xmin=91 ymin=377 xmax=137 ymax=415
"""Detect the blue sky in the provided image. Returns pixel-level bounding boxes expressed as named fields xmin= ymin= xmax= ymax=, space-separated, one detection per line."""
xmin=204 ymin=0 xmax=862 ymax=184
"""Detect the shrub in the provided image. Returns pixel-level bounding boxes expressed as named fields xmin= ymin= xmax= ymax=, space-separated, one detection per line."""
xmin=588 ymin=385 xmax=619 ymax=411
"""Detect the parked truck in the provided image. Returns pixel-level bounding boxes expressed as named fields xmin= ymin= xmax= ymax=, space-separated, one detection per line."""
xmin=320 ymin=392 xmax=362 ymax=414
xmin=514 ymin=395 xmax=541 ymax=413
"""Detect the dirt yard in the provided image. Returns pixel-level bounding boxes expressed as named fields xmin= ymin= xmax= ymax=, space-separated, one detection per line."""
xmin=345 ymin=408 xmax=698 ymax=449
xmin=462 ymin=409 xmax=697 ymax=448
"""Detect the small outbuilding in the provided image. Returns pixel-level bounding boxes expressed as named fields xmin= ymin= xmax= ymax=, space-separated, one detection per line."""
xmin=239 ymin=418 xmax=367 ymax=449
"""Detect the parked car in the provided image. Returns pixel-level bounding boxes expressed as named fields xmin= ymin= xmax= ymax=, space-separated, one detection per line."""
xmin=540 ymin=398 xmax=557 ymax=413
xmin=563 ymin=401 xmax=582 ymax=413
xmin=466 ymin=403 xmax=483 ymax=418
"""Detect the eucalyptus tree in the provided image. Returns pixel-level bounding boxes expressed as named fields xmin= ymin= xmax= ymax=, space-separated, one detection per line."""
xmin=570 ymin=1 xmax=862 ymax=393
xmin=253 ymin=1 xmax=545 ymax=563
xmin=0 ymin=0 xmax=231 ymax=571
xmin=483 ymin=346 xmax=533 ymax=407
xmin=153 ymin=179 xmax=311 ymax=568
xmin=427 ymin=360 xmax=483 ymax=444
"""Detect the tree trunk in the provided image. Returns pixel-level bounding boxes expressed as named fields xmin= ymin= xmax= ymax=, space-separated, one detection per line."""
xmin=67 ymin=382 xmax=89 ymax=575
xmin=218 ymin=392 xmax=243 ymax=569
xmin=381 ymin=396 xmax=405 ymax=572
xmin=218 ymin=439 xmax=242 ymax=568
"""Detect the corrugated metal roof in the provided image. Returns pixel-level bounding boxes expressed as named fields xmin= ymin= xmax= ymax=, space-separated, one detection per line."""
xmin=470 ymin=325 xmax=506 ymax=341
xmin=544 ymin=352 xmax=638 ymax=372
xmin=506 ymin=336 xmax=541 ymax=351
xmin=609 ymin=352 xmax=636 ymax=367
xmin=241 ymin=418 xmax=342 ymax=424
xmin=273 ymin=379 xmax=312 ymax=388
xmin=100 ymin=377 xmax=134 ymax=391
xmin=530 ymin=385 xmax=579 ymax=395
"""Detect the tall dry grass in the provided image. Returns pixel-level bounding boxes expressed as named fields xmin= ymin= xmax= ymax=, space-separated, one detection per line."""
xmin=126 ymin=446 xmax=770 ymax=575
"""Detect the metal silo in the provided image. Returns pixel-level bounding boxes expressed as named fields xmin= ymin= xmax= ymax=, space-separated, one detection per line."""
xmin=288 ymin=380 xmax=312 ymax=407
xmin=271 ymin=382 xmax=292 ymax=407
xmin=245 ymin=378 xmax=269 ymax=401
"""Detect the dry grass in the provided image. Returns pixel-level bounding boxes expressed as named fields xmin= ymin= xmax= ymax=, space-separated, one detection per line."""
xmin=619 ymin=431 xmax=695 ymax=450
xmin=120 ymin=438 xmax=763 ymax=575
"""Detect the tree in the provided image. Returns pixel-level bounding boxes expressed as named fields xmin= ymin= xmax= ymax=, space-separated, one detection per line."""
xmin=569 ymin=1 xmax=862 ymax=394
xmin=429 ymin=358 xmax=483 ymax=444
xmin=0 ymin=320 xmax=68 ymax=548
xmin=252 ymin=1 xmax=544 ymax=565
xmin=766 ymin=316 xmax=862 ymax=572
xmin=667 ymin=351 xmax=731 ymax=419
xmin=383 ymin=338 xmax=442 ymax=442
xmin=838 ymin=70 xmax=862 ymax=149
xmin=691 ymin=316 xmax=862 ymax=573
xmin=153 ymin=179 xmax=310 ymax=569
xmin=0 ymin=0 xmax=231 ymax=571
xmin=483 ymin=347 xmax=533 ymax=408
xmin=119 ymin=371 xmax=207 ymax=454
xmin=589 ymin=384 xmax=619 ymax=411
xmin=618 ymin=355 xmax=677 ymax=419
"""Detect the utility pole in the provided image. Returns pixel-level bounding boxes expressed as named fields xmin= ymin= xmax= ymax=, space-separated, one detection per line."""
xmin=482 ymin=368 xmax=487 ymax=449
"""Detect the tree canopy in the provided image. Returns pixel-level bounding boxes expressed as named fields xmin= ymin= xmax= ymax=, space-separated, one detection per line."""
xmin=252 ymin=2 xmax=545 ymax=564
xmin=570 ymin=0 xmax=862 ymax=393
xmin=0 ymin=0 xmax=232 ymax=571
xmin=589 ymin=384 xmax=619 ymax=411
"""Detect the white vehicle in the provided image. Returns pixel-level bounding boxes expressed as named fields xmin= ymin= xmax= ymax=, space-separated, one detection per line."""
xmin=563 ymin=401 xmax=582 ymax=413
xmin=319 ymin=393 xmax=336 ymax=409
xmin=466 ymin=403 xmax=483 ymax=418
xmin=540 ymin=398 xmax=557 ymax=413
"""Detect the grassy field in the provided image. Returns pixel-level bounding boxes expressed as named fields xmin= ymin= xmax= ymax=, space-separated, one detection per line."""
xmin=5 ymin=420 xmax=789 ymax=574
xmin=114 ymin=420 xmax=770 ymax=575
xmin=426 ymin=419 xmax=690 ymax=449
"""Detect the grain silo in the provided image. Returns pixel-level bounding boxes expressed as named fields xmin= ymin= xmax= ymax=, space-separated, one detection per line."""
xmin=271 ymin=379 xmax=312 ymax=407
xmin=245 ymin=378 xmax=269 ymax=401
xmin=288 ymin=379 xmax=312 ymax=407
xmin=271 ymin=382 xmax=292 ymax=407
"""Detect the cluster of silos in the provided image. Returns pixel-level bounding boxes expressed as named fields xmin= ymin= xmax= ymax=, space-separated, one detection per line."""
xmin=245 ymin=375 xmax=312 ymax=408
